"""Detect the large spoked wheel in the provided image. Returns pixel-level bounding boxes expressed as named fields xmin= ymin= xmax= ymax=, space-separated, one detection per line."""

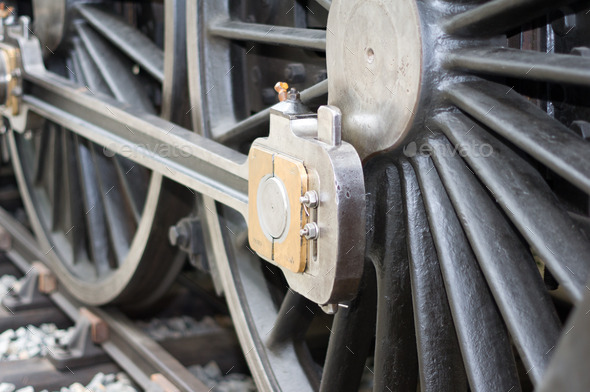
xmin=188 ymin=0 xmax=590 ymax=391
xmin=9 ymin=2 xmax=191 ymax=306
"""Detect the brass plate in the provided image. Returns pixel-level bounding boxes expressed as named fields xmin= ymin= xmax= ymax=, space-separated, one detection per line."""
xmin=247 ymin=146 xmax=273 ymax=261
xmin=273 ymin=154 xmax=308 ymax=273
xmin=247 ymin=145 xmax=309 ymax=273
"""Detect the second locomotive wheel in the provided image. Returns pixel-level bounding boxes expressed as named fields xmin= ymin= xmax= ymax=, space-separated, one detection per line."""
xmin=9 ymin=2 xmax=191 ymax=306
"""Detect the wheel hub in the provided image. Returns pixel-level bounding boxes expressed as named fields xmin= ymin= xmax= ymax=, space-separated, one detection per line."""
xmin=327 ymin=0 xmax=423 ymax=159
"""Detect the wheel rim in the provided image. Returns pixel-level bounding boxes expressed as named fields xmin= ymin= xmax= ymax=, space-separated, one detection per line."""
xmin=9 ymin=2 xmax=191 ymax=305
xmin=188 ymin=0 xmax=590 ymax=391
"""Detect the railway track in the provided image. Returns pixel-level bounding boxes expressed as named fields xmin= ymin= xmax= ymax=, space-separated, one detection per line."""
xmin=0 ymin=207 xmax=251 ymax=392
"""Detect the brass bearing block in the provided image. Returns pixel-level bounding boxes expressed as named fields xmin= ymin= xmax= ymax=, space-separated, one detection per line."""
xmin=248 ymin=146 xmax=309 ymax=273
xmin=0 ymin=42 xmax=21 ymax=115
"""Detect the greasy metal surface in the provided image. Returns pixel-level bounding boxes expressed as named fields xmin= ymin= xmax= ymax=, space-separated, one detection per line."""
xmin=365 ymin=162 xmax=418 ymax=391
xmin=446 ymin=80 xmax=590 ymax=195
xmin=435 ymin=112 xmax=590 ymax=303
xmin=327 ymin=0 xmax=422 ymax=159
xmin=412 ymin=155 xmax=520 ymax=391
xmin=400 ymin=159 xmax=467 ymax=392
xmin=428 ymin=135 xmax=561 ymax=385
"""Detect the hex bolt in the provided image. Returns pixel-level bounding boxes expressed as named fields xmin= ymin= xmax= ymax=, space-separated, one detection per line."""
xmin=284 ymin=63 xmax=306 ymax=84
xmin=300 ymin=222 xmax=319 ymax=240
xmin=168 ymin=224 xmax=190 ymax=248
xmin=286 ymin=88 xmax=300 ymax=102
xmin=300 ymin=191 xmax=319 ymax=208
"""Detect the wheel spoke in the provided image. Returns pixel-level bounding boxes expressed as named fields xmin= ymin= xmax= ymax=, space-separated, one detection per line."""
xmin=74 ymin=136 xmax=112 ymax=276
xmin=60 ymin=129 xmax=87 ymax=261
xmin=400 ymin=159 xmax=467 ymax=392
xmin=90 ymin=143 xmax=135 ymax=267
xmin=33 ymin=122 xmax=50 ymax=185
xmin=443 ymin=0 xmax=578 ymax=36
xmin=412 ymin=154 xmax=520 ymax=391
xmin=71 ymin=37 xmax=111 ymax=96
xmin=208 ymin=21 xmax=326 ymax=51
xmin=113 ymin=156 xmax=148 ymax=224
xmin=446 ymin=80 xmax=590 ymax=195
xmin=319 ymin=261 xmax=377 ymax=392
xmin=74 ymin=3 xmax=164 ymax=82
xmin=435 ymin=112 xmax=590 ymax=302
xmin=75 ymin=22 xmax=155 ymax=113
xmin=429 ymin=136 xmax=562 ymax=385
xmin=266 ymin=290 xmax=315 ymax=350
xmin=365 ymin=164 xmax=418 ymax=392
xmin=445 ymin=48 xmax=590 ymax=87
xmin=50 ymin=125 xmax=63 ymax=231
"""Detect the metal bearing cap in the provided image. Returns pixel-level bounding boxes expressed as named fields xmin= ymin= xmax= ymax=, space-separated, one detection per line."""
xmin=257 ymin=175 xmax=290 ymax=241
xmin=247 ymin=94 xmax=365 ymax=306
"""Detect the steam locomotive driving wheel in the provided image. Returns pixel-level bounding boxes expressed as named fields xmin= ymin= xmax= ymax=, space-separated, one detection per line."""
xmin=3 ymin=0 xmax=590 ymax=391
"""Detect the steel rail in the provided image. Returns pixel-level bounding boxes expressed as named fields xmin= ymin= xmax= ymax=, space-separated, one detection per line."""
xmin=0 ymin=207 xmax=209 ymax=392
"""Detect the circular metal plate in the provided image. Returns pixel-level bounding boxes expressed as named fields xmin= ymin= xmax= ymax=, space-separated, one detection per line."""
xmin=257 ymin=176 xmax=290 ymax=240
xmin=327 ymin=0 xmax=423 ymax=159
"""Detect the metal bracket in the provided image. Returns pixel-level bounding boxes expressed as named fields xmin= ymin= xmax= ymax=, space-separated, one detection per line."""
xmin=1 ymin=262 xmax=54 ymax=311
xmin=48 ymin=307 xmax=110 ymax=370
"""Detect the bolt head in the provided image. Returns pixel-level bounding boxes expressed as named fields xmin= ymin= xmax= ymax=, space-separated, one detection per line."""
xmin=300 ymin=190 xmax=319 ymax=208
xmin=169 ymin=225 xmax=189 ymax=248
xmin=300 ymin=222 xmax=319 ymax=240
